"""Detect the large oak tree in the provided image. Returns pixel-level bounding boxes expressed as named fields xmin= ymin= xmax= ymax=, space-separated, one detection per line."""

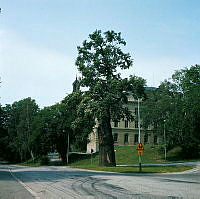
xmin=76 ymin=30 xmax=145 ymax=166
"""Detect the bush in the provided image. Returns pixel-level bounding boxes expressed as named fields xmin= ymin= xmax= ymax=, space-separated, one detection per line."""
xmin=39 ymin=155 xmax=50 ymax=165
xmin=167 ymin=146 xmax=182 ymax=160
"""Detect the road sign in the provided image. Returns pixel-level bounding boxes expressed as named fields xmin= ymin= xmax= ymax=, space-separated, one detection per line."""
xmin=136 ymin=143 xmax=144 ymax=172
xmin=136 ymin=143 xmax=144 ymax=155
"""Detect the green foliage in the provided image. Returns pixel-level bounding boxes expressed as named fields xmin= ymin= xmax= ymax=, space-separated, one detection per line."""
xmin=0 ymin=98 xmax=39 ymax=162
xmin=0 ymin=105 xmax=9 ymax=160
xmin=76 ymin=30 xmax=146 ymax=121
xmin=39 ymin=155 xmax=50 ymax=165
xmin=0 ymin=90 xmax=94 ymax=163
xmin=30 ymin=91 xmax=94 ymax=163
xmin=62 ymin=91 xmax=94 ymax=152
xmin=167 ymin=146 xmax=182 ymax=160
xmin=141 ymin=65 xmax=200 ymax=158
xmin=76 ymin=30 xmax=146 ymax=166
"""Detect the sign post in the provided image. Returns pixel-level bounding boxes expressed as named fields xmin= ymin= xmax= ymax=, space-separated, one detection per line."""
xmin=136 ymin=143 xmax=144 ymax=172
xmin=91 ymin=149 xmax=94 ymax=165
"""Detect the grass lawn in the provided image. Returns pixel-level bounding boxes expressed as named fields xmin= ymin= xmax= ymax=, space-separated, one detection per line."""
xmin=68 ymin=145 xmax=196 ymax=173
xmin=115 ymin=145 xmax=164 ymax=164
xmin=19 ymin=162 xmax=41 ymax=167
xmin=70 ymin=165 xmax=193 ymax=173
xmin=69 ymin=145 xmax=167 ymax=167
xmin=19 ymin=145 xmax=198 ymax=173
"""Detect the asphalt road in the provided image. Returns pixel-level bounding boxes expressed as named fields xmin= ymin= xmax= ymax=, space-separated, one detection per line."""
xmin=0 ymin=165 xmax=34 ymax=199
xmin=0 ymin=164 xmax=200 ymax=199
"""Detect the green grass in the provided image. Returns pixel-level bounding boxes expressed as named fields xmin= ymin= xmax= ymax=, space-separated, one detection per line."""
xmin=115 ymin=145 xmax=165 ymax=164
xmin=69 ymin=145 xmax=167 ymax=167
xmin=70 ymin=165 xmax=193 ymax=173
xmin=69 ymin=145 xmax=200 ymax=167
xmin=68 ymin=145 xmax=196 ymax=173
xmin=19 ymin=156 xmax=50 ymax=167
xmin=18 ymin=145 xmax=198 ymax=173
xmin=19 ymin=161 xmax=41 ymax=167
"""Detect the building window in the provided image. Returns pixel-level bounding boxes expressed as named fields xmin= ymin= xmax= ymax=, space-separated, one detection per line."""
xmin=125 ymin=120 xmax=129 ymax=128
xmin=114 ymin=121 xmax=118 ymax=127
xmin=134 ymin=134 xmax=138 ymax=143
xmin=135 ymin=107 xmax=138 ymax=115
xmin=144 ymin=134 xmax=148 ymax=144
xmin=135 ymin=121 xmax=138 ymax=128
xmin=154 ymin=136 xmax=158 ymax=144
xmin=124 ymin=134 xmax=129 ymax=143
xmin=113 ymin=133 xmax=118 ymax=142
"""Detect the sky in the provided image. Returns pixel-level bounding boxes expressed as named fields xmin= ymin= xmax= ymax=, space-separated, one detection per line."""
xmin=0 ymin=0 xmax=200 ymax=108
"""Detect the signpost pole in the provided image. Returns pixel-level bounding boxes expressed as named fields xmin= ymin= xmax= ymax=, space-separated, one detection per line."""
xmin=138 ymin=98 xmax=141 ymax=143
xmin=91 ymin=149 xmax=93 ymax=165
xmin=136 ymin=145 xmax=144 ymax=172
xmin=138 ymin=98 xmax=142 ymax=172
xmin=139 ymin=154 xmax=142 ymax=172
xmin=67 ymin=132 xmax=69 ymax=164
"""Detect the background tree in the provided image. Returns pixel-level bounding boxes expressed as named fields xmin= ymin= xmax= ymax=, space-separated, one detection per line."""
xmin=62 ymin=90 xmax=94 ymax=153
xmin=76 ymin=30 xmax=146 ymax=166
xmin=0 ymin=104 xmax=9 ymax=160
xmin=31 ymin=90 xmax=94 ymax=164
xmin=31 ymin=106 xmax=57 ymax=159
xmin=1 ymin=98 xmax=39 ymax=162
xmin=32 ymin=103 xmax=70 ymax=163
xmin=141 ymin=65 xmax=200 ymax=158
xmin=168 ymin=65 xmax=200 ymax=157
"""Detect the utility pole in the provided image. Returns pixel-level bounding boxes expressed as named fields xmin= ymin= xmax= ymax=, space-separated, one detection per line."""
xmin=27 ymin=102 xmax=34 ymax=162
xmin=138 ymin=98 xmax=141 ymax=143
xmin=164 ymin=120 xmax=167 ymax=160
xmin=67 ymin=132 xmax=70 ymax=164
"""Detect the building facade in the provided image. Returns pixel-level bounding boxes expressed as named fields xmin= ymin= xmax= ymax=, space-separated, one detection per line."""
xmin=87 ymin=95 xmax=162 ymax=153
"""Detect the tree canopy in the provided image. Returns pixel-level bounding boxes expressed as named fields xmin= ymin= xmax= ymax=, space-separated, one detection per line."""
xmin=141 ymin=65 xmax=200 ymax=158
xmin=0 ymin=92 xmax=94 ymax=163
xmin=76 ymin=30 xmax=146 ymax=166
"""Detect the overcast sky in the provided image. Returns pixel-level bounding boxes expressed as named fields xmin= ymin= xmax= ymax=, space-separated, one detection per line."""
xmin=1 ymin=0 xmax=200 ymax=108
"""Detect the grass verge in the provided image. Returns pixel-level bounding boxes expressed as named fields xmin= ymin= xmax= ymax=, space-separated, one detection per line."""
xmin=68 ymin=145 xmax=197 ymax=173
xmin=70 ymin=165 xmax=193 ymax=173
xmin=19 ymin=161 xmax=41 ymax=167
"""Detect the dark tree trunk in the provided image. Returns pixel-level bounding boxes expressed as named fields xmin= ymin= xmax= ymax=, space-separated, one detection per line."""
xmin=56 ymin=133 xmax=68 ymax=164
xmin=98 ymin=116 xmax=116 ymax=166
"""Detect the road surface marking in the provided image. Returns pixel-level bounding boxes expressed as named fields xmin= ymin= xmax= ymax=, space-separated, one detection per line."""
xmin=9 ymin=168 xmax=40 ymax=199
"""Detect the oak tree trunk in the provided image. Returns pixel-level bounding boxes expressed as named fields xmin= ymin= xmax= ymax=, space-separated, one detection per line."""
xmin=98 ymin=116 xmax=116 ymax=166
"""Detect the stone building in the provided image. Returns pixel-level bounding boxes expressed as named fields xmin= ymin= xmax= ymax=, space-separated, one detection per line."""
xmin=87 ymin=92 xmax=162 ymax=153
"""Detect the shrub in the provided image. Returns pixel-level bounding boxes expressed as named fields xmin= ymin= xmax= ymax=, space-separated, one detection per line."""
xmin=167 ymin=146 xmax=182 ymax=160
xmin=39 ymin=155 xmax=50 ymax=165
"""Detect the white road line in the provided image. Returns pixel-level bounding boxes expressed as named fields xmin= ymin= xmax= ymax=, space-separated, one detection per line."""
xmin=9 ymin=169 xmax=40 ymax=199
